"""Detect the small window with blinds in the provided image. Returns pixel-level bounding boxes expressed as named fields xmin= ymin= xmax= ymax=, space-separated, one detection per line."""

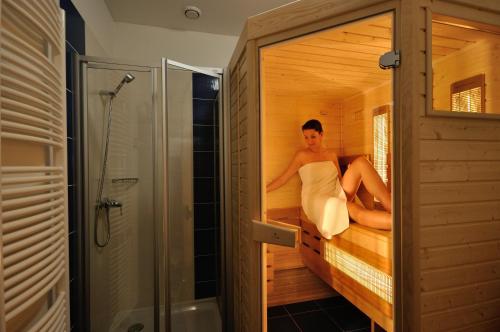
xmin=373 ymin=105 xmax=391 ymax=187
xmin=430 ymin=13 xmax=500 ymax=117
xmin=450 ymin=74 xmax=485 ymax=113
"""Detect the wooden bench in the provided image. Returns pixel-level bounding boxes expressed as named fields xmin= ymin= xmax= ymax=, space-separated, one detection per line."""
xmin=300 ymin=210 xmax=393 ymax=332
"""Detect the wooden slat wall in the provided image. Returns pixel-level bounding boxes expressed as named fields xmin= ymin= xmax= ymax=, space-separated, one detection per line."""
xmin=419 ymin=118 xmax=500 ymax=331
xmin=238 ymin=49 xmax=251 ymax=332
xmin=229 ymin=41 xmax=261 ymax=332
xmin=0 ymin=0 xmax=4 ymax=329
xmin=229 ymin=50 xmax=242 ymax=332
xmin=398 ymin=0 xmax=424 ymax=330
xmin=433 ymin=34 xmax=500 ymax=113
xmin=263 ymin=92 xmax=342 ymax=209
xmin=342 ymin=83 xmax=392 ymax=156
xmin=259 ymin=14 xmax=393 ymax=209
xmin=419 ymin=1 xmax=500 ymax=330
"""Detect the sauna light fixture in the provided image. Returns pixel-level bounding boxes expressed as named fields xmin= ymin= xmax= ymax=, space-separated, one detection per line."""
xmin=184 ymin=6 xmax=201 ymax=19
xmin=433 ymin=19 xmax=479 ymax=32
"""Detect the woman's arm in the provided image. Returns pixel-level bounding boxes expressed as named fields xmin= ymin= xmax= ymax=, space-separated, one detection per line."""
xmin=266 ymin=152 xmax=303 ymax=192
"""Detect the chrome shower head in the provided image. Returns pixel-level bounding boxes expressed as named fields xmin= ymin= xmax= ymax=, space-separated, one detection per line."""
xmin=123 ymin=73 xmax=135 ymax=83
xmin=112 ymin=73 xmax=135 ymax=96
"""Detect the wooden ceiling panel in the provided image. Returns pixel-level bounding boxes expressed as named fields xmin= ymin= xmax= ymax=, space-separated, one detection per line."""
xmin=432 ymin=23 xmax=491 ymax=42
xmin=432 ymin=35 xmax=474 ymax=50
xmin=311 ymin=32 xmax=391 ymax=49
xmin=261 ymin=13 xmax=392 ymax=99
xmin=277 ymin=43 xmax=380 ymax=62
xmin=264 ymin=70 xmax=387 ymax=89
xmin=297 ymin=39 xmax=390 ymax=56
xmin=267 ymin=49 xmax=378 ymax=68
xmin=367 ymin=15 xmax=393 ymax=28
xmin=261 ymin=12 xmax=494 ymax=100
xmin=432 ymin=45 xmax=463 ymax=57
xmin=341 ymin=24 xmax=392 ymax=40
xmin=264 ymin=72 xmax=386 ymax=88
xmin=430 ymin=18 xmax=500 ymax=66
xmin=263 ymin=77 xmax=365 ymax=95
xmin=263 ymin=56 xmax=388 ymax=75
xmin=432 ymin=54 xmax=445 ymax=62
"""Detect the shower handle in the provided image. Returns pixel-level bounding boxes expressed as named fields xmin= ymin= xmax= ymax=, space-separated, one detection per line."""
xmin=100 ymin=198 xmax=123 ymax=216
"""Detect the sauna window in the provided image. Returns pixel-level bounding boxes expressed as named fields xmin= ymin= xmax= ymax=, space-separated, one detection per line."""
xmin=450 ymin=74 xmax=484 ymax=113
xmin=373 ymin=105 xmax=391 ymax=186
xmin=431 ymin=14 xmax=500 ymax=115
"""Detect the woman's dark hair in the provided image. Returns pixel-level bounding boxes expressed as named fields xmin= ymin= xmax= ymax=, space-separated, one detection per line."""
xmin=302 ymin=119 xmax=323 ymax=133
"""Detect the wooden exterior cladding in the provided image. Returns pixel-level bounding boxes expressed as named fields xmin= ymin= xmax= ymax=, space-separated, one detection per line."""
xmin=228 ymin=40 xmax=262 ymax=332
xmin=227 ymin=0 xmax=500 ymax=331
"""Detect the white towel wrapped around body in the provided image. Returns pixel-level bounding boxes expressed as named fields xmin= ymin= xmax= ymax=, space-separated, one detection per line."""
xmin=298 ymin=161 xmax=349 ymax=239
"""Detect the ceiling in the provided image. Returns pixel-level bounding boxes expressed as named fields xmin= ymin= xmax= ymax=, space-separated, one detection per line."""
xmin=104 ymin=0 xmax=296 ymax=36
xmin=261 ymin=13 xmax=489 ymax=98
xmin=261 ymin=13 xmax=393 ymax=97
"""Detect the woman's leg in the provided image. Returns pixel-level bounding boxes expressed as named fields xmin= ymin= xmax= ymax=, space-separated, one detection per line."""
xmin=347 ymin=201 xmax=391 ymax=230
xmin=341 ymin=157 xmax=392 ymax=212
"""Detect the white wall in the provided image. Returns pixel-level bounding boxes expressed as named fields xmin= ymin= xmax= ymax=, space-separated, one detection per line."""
xmin=72 ymin=0 xmax=238 ymax=68
xmin=85 ymin=27 xmax=111 ymax=57
xmin=72 ymin=0 xmax=115 ymax=56
xmin=113 ymin=22 xmax=238 ymax=68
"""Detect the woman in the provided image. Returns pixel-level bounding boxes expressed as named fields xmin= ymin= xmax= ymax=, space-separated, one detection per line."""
xmin=267 ymin=119 xmax=391 ymax=238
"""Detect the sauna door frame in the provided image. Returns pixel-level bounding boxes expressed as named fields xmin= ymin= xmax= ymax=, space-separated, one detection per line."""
xmin=255 ymin=4 xmax=403 ymax=332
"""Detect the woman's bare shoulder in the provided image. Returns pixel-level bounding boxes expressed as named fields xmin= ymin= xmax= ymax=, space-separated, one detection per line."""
xmin=294 ymin=149 xmax=309 ymax=162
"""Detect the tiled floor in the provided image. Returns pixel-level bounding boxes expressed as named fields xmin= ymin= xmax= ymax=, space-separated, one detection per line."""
xmin=268 ymin=296 xmax=372 ymax=332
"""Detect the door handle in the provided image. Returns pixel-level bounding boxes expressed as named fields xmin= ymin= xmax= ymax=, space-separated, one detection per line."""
xmin=252 ymin=220 xmax=297 ymax=248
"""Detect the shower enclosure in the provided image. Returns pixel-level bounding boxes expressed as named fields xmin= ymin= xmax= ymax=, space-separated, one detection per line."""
xmin=77 ymin=57 xmax=224 ymax=332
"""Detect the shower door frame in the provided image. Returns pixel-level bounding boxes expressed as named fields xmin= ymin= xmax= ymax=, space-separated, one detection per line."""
xmin=162 ymin=58 xmax=226 ymax=332
xmin=77 ymin=56 xmax=165 ymax=332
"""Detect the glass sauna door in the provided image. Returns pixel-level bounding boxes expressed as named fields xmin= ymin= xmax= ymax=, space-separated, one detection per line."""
xmin=83 ymin=60 xmax=162 ymax=332
xmin=162 ymin=59 xmax=224 ymax=332
xmin=259 ymin=10 xmax=395 ymax=332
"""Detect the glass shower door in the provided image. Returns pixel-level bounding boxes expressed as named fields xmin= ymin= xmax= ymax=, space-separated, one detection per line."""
xmin=163 ymin=59 xmax=224 ymax=332
xmin=81 ymin=57 xmax=222 ymax=332
xmin=82 ymin=60 xmax=162 ymax=332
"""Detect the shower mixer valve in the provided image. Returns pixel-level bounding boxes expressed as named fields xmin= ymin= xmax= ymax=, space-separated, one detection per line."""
xmin=99 ymin=198 xmax=123 ymax=216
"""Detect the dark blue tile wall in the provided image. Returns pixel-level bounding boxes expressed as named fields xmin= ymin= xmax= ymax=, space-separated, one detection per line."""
xmin=193 ymin=73 xmax=220 ymax=299
xmin=60 ymin=1 xmax=84 ymax=331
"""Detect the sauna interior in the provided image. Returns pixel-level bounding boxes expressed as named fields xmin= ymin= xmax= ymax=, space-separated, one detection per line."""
xmin=262 ymin=12 xmax=395 ymax=330
xmin=261 ymin=10 xmax=500 ymax=331
xmin=430 ymin=13 xmax=500 ymax=114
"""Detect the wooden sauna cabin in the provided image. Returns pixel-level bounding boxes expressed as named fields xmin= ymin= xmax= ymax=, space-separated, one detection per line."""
xmin=225 ymin=0 xmax=500 ymax=331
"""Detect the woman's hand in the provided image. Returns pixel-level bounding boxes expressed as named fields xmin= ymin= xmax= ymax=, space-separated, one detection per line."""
xmin=266 ymin=151 xmax=303 ymax=192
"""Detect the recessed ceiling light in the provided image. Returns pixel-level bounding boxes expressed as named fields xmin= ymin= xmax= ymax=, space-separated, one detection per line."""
xmin=184 ymin=6 xmax=201 ymax=19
